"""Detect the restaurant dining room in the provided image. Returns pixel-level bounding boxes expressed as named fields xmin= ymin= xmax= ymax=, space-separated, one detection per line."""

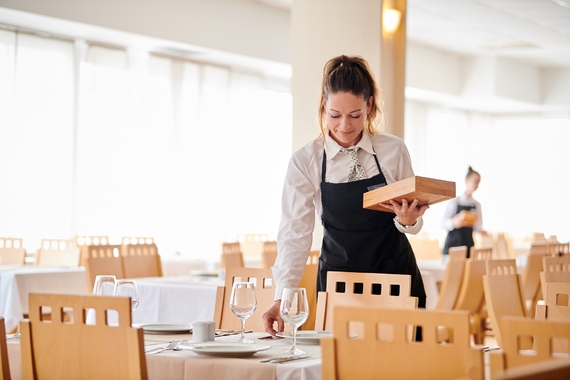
xmin=1 ymin=0 xmax=570 ymax=379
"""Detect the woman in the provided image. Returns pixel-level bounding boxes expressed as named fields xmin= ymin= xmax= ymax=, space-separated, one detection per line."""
xmin=262 ymin=55 xmax=428 ymax=335
xmin=441 ymin=167 xmax=485 ymax=257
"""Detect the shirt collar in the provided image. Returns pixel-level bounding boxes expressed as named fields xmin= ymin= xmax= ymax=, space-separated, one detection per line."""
xmin=325 ymin=131 xmax=375 ymax=159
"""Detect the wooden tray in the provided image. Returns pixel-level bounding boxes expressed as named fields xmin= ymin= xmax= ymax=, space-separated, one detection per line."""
xmin=363 ymin=176 xmax=456 ymax=212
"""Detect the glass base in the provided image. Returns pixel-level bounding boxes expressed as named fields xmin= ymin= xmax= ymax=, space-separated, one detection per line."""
xmin=281 ymin=346 xmax=306 ymax=355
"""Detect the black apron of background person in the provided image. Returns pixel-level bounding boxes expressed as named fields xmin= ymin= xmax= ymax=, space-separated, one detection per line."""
xmin=443 ymin=204 xmax=475 ymax=257
xmin=317 ymin=149 xmax=426 ymax=309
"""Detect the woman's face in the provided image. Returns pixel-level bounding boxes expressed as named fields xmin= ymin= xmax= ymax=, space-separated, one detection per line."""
xmin=465 ymin=173 xmax=481 ymax=194
xmin=325 ymin=92 xmax=371 ymax=148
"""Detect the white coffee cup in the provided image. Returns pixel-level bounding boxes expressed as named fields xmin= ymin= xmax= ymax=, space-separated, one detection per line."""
xmin=192 ymin=321 xmax=208 ymax=343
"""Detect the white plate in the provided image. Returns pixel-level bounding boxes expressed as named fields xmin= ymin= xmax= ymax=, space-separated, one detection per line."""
xmin=276 ymin=330 xmax=332 ymax=345
xmin=133 ymin=323 xmax=192 ymax=334
xmin=179 ymin=343 xmax=271 ymax=358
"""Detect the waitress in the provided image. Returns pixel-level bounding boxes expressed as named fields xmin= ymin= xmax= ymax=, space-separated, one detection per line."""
xmin=441 ymin=167 xmax=485 ymax=257
xmin=262 ymin=55 xmax=428 ymax=335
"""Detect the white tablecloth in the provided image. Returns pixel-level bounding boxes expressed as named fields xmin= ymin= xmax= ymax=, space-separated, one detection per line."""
xmin=0 ymin=265 xmax=88 ymax=331
xmin=131 ymin=276 xmax=223 ymax=325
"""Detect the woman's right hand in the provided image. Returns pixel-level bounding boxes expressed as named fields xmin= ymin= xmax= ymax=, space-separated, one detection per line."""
xmin=452 ymin=212 xmax=465 ymax=229
xmin=262 ymin=300 xmax=284 ymax=336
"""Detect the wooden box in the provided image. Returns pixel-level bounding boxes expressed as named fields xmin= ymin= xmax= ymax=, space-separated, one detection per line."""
xmin=458 ymin=210 xmax=478 ymax=227
xmin=363 ymin=176 xmax=456 ymax=212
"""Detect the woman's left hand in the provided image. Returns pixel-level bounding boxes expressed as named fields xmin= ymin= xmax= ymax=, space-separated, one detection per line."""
xmin=380 ymin=198 xmax=429 ymax=225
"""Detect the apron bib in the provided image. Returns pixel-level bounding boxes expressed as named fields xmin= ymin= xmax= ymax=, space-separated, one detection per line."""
xmin=443 ymin=204 xmax=475 ymax=257
xmin=318 ymin=149 xmax=426 ymax=308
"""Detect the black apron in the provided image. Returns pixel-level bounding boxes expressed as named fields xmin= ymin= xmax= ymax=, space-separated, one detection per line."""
xmin=317 ymin=149 xmax=426 ymax=308
xmin=443 ymin=204 xmax=475 ymax=257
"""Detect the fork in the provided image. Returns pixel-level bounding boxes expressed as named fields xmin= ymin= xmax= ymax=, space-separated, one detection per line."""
xmin=145 ymin=341 xmax=178 ymax=355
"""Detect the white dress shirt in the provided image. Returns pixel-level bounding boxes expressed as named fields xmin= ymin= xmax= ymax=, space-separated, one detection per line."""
xmin=272 ymin=131 xmax=423 ymax=300
xmin=441 ymin=193 xmax=483 ymax=232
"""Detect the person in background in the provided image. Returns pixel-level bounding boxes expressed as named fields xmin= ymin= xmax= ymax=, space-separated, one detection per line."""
xmin=441 ymin=166 xmax=486 ymax=257
xmin=262 ymin=55 xmax=428 ymax=335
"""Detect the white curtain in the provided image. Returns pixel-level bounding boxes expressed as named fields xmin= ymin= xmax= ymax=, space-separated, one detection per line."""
xmin=76 ymin=45 xmax=292 ymax=260
xmin=0 ymin=37 xmax=292 ymax=258
xmin=405 ymin=100 xmax=570 ymax=243
xmin=0 ymin=31 xmax=75 ymax=249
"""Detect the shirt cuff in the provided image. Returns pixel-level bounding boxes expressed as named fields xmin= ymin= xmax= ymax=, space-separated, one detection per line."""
xmin=393 ymin=215 xmax=423 ymax=234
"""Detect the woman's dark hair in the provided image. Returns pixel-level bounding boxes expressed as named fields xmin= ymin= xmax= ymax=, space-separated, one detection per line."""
xmin=466 ymin=166 xmax=480 ymax=179
xmin=317 ymin=55 xmax=381 ymax=137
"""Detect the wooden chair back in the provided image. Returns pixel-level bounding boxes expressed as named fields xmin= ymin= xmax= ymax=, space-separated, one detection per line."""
xmin=35 ymin=238 xmax=80 ymax=267
xmin=435 ymin=246 xmax=467 ymax=310
xmin=494 ymin=232 xmax=515 ymax=260
xmin=407 ymin=234 xmax=441 ymax=260
xmin=495 ymin=359 xmax=570 ymax=380
xmin=0 ymin=317 xmax=10 ymax=380
xmin=85 ymin=244 xmax=124 ymax=290
xmin=214 ymin=267 xmax=274 ymax=332
xmin=540 ymin=255 xmax=570 ymax=299
xmin=483 ymin=259 xmax=527 ymax=347
xmin=537 ymin=282 xmax=570 ymax=321
xmin=489 ymin=316 xmax=570 ymax=377
xmin=239 ymin=233 xmax=267 ymax=258
xmin=0 ymin=237 xmax=25 ymax=265
xmin=76 ymin=235 xmax=109 ymax=267
xmin=471 ymin=246 xmax=493 ymax=261
xmin=521 ymin=245 xmax=551 ymax=317
xmin=548 ymin=243 xmax=569 ymax=256
xmin=298 ymin=250 xmax=320 ymax=330
xmin=315 ymin=271 xmax=417 ymax=331
xmin=122 ymin=243 xmax=162 ymax=278
xmin=321 ymin=306 xmax=484 ymax=380
xmin=20 ymin=293 xmax=147 ymax=380
xmin=261 ymin=241 xmax=278 ymax=268
xmin=221 ymin=242 xmax=244 ymax=268
xmin=453 ymin=250 xmax=490 ymax=344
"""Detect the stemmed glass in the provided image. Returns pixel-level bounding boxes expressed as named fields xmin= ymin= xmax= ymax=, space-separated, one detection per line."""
xmin=280 ymin=287 xmax=309 ymax=355
xmin=92 ymin=275 xmax=116 ymax=295
xmin=113 ymin=279 xmax=139 ymax=311
xmin=229 ymin=281 xmax=257 ymax=343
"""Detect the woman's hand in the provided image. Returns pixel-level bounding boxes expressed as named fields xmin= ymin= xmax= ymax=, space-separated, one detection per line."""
xmin=262 ymin=300 xmax=284 ymax=336
xmin=381 ymin=198 xmax=429 ymax=226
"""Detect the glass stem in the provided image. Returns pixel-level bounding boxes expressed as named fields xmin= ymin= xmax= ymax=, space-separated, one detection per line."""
xmin=292 ymin=327 xmax=297 ymax=351
xmin=240 ymin=318 xmax=246 ymax=341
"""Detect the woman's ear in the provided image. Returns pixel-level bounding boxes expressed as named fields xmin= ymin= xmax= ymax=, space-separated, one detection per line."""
xmin=367 ymin=96 xmax=374 ymax=113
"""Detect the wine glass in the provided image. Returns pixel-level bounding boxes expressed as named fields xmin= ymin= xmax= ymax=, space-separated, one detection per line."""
xmin=229 ymin=281 xmax=257 ymax=343
xmin=280 ymin=287 xmax=309 ymax=355
xmin=92 ymin=275 xmax=116 ymax=295
xmin=113 ymin=279 xmax=139 ymax=311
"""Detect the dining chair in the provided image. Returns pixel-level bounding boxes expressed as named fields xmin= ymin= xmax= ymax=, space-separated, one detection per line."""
xmin=540 ymin=255 xmax=570 ymax=299
xmin=20 ymin=293 xmax=148 ymax=380
xmin=521 ymin=244 xmax=552 ymax=317
xmin=0 ymin=237 xmax=25 ymax=265
xmin=298 ymin=250 xmax=320 ymax=330
xmin=483 ymin=259 xmax=528 ymax=348
xmin=220 ymin=242 xmax=244 ymax=268
xmin=214 ymin=267 xmax=274 ymax=332
xmin=321 ymin=306 xmax=484 ymax=380
xmin=315 ymin=271 xmax=417 ymax=331
xmin=535 ymin=282 xmax=570 ymax=322
xmin=121 ymin=241 xmax=162 ymax=279
xmin=453 ymin=248 xmax=491 ymax=345
xmin=85 ymin=244 xmax=124 ymax=290
xmin=261 ymin=240 xmax=278 ymax=268
xmin=488 ymin=316 xmax=570 ymax=378
xmin=0 ymin=317 xmax=11 ymax=380
xmin=494 ymin=232 xmax=515 ymax=260
xmin=75 ymin=235 xmax=109 ymax=267
xmin=35 ymin=238 xmax=80 ymax=267
xmin=494 ymin=359 xmax=570 ymax=380
xmin=548 ymin=243 xmax=569 ymax=256
xmin=407 ymin=234 xmax=441 ymax=260
xmin=435 ymin=246 xmax=467 ymax=310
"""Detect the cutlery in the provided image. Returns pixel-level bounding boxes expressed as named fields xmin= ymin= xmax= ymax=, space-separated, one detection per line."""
xmin=215 ymin=330 xmax=253 ymax=337
xmin=6 ymin=332 xmax=20 ymax=340
xmin=259 ymin=354 xmax=308 ymax=363
xmin=145 ymin=341 xmax=178 ymax=354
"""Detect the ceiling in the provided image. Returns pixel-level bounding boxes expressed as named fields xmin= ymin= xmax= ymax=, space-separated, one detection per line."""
xmin=255 ymin=0 xmax=570 ymax=68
